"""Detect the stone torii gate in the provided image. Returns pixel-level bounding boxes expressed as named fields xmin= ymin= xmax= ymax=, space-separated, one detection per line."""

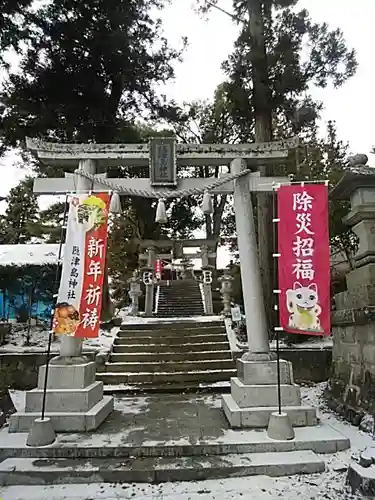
xmin=137 ymin=238 xmax=218 ymax=316
xmin=26 ymin=136 xmax=302 ymax=431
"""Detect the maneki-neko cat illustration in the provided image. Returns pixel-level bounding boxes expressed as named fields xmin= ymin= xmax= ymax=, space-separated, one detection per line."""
xmin=286 ymin=282 xmax=322 ymax=332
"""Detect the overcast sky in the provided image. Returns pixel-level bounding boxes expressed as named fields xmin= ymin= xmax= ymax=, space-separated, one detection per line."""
xmin=0 ymin=0 xmax=373 ymax=198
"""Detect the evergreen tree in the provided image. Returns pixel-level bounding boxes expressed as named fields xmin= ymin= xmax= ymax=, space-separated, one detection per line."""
xmin=0 ymin=0 xmax=32 ymax=66
xmin=195 ymin=0 xmax=357 ymax=320
xmin=0 ymin=0 xmax=185 ymax=147
xmin=38 ymin=200 xmax=68 ymax=243
xmin=0 ymin=177 xmax=40 ymax=244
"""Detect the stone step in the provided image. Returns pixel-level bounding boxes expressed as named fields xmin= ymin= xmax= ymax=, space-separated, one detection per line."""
xmin=114 ymin=333 xmax=227 ymax=345
xmin=165 ymin=294 xmax=201 ymax=298
xmin=156 ymin=313 xmax=205 ymax=318
xmin=159 ymin=294 xmax=202 ymax=298
xmin=222 ymin=394 xmax=318 ymax=428
xmin=111 ymin=342 xmax=230 ymax=353
xmin=102 ymin=381 xmax=231 ymax=394
xmin=105 ymin=359 xmax=235 ymax=373
xmin=156 ymin=309 xmax=204 ymax=315
xmin=156 ymin=306 xmax=204 ymax=312
xmin=158 ymin=301 xmax=202 ymax=304
xmin=97 ymin=369 xmax=236 ymax=385
xmin=159 ymin=292 xmax=202 ymax=296
xmin=157 ymin=307 xmax=204 ymax=312
xmin=109 ymin=350 xmax=232 ymax=363
xmin=159 ymin=293 xmax=202 ymax=297
xmin=0 ymin=451 xmax=325 ymax=485
xmin=119 ymin=320 xmax=223 ymax=330
xmin=161 ymin=288 xmax=201 ymax=292
xmin=117 ymin=325 xmax=226 ymax=337
xmin=0 ymin=420 xmax=350 ymax=462
xmin=158 ymin=295 xmax=202 ymax=300
xmin=158 ymin=296 xmax=203 ymax=301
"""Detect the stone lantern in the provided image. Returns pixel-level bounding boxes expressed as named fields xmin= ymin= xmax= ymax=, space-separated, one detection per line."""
xmin=181 ymin=257 xmax=194 ymax=280
xmin=128 ymin=270 xmax=142 ymax=316
xmin=219 ymin=270 xmax=233 ymax=317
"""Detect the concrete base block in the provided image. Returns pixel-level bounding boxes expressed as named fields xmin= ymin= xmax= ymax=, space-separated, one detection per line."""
xmin=267 ymin=412 xmax=295 ymax=441
xmin=8 ymin=396 xmax=114 ymax=433
xmin=222 ymin=394 xmax=317 ymax=428
xmin=237 ymin=358 xmax=294 ymax=385
xmin=26 ymin=418 xmax=56 ymax=447
xmin=25 ymin=382 xmax=104 ymax=413
xmin=38 ymin=362 xmax=96 ymax=390
xmin=231 ymin=377 xmax=301 ymax=408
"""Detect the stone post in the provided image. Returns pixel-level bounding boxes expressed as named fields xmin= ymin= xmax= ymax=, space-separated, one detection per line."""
xmin=231 ymin=158 xmax=270 ymax=357
xmin=219 ymin=270 xmax=233 ymax=317
xmin=144 ymin=246 xmax=156 ymax=317
xmin=128 ymin=270 xmax=142 ymax=316
xmin=201 ymin=245 xmax=213 ymax=315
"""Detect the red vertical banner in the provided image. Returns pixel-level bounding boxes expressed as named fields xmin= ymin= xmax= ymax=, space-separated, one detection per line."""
xmin=155 ymin=259 xmax=162 ymax=280
xmin=277 ymin=184 xmax=331 ymax=336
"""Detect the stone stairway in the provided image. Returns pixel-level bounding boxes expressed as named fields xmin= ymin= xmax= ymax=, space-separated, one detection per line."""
xmin=0 ymin=393 xmax=350 ymax=485
xmin=97 ymin=319 xmax=236 ymax=391
xmin=156 ymin=279 xmax=204 ymax=317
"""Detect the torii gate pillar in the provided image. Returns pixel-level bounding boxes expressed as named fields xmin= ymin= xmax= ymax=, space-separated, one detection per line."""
xmin=222 ymin=159 xmax=316 ymax=430
xmin=231 ymin=158 xmax=270 ymax=357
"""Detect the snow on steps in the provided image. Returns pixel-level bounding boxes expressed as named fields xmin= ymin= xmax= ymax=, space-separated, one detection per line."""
xmin=0 ymin=451 xmax=325 ymax=485
xmin=99 ymin=318 xmax=236 ymax=391
xmin=97 ymin=369 xmax=236 ymax=385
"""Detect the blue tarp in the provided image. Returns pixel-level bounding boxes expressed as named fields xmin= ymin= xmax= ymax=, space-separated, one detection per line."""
xmin=0 ymin=292 xmax=53 ymax=321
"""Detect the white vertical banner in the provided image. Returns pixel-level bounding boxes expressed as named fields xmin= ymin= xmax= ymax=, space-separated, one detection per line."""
xmin=52 ymin=193 xmax=110 ymax=338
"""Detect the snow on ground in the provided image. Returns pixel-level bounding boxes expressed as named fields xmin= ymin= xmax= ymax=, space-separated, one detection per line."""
xmin=118 ymin=309 xmax=223 ymax=324
xmin=0 ymin=476 xmax=363 ymax=500
xmin=0 ymin=323 xmax=118 ymax=354
xmin=0 ymin=244 xmax=63 ymax=266
xmin=237 ymin=336 xmax=333 ymax=351
xmin=2 ymin=383 xmax=374 ymax=499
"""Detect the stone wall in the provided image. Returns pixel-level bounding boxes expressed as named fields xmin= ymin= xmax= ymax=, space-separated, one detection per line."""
xmin=327 ymin=159 xmax=375 ymax=425
xmin=234 ymin=347 xmax=332 ymax=383
xmin=0 ymin=351 xmax=96 ymax=392
xmin=1 ymin=348 xmax=331 ymax=392
xmin=327 ymin=308 xmax=375 ymax=424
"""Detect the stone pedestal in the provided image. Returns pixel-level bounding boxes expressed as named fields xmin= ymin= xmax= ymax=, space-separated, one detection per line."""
xmin=222 ymin=358 xmax=317 ymax=428
xmin=9 ymin=360 xmax=113 ymax=433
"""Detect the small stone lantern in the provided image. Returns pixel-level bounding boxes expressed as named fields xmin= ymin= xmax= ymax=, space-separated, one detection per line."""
xmin=128 ymin=270 xmax=142 ymax=316
xmin=181 ymin=257 xmax=194 ymax=280
xmin=219 ymin=270 xmax=234 ymax=317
